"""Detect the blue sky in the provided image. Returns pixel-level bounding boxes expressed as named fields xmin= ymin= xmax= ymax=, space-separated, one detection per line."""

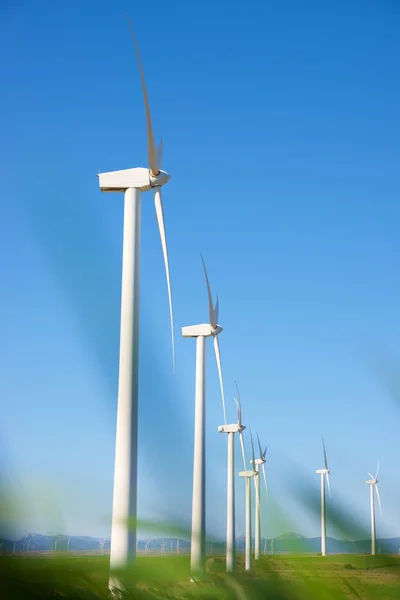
xmin=1 ymin=0 xmax=400 ymax=541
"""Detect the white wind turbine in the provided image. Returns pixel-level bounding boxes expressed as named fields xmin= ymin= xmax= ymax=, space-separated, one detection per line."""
xmin=251 ymin=434 xmax=268 ymax=560
xmin=218 ymin=382 xmax=247 ymax=572
xmin=239 ymin=430 xmax=258 ymax=571
xmin=97 ymin=16 xmax=174 ymax=588
xmin=316 ymin=437 xmax=331 ymax=557
xmin=182 ymin=256 xmax=226 ymax=579
xmin=366 ymin=462 xmax=382 ymax=556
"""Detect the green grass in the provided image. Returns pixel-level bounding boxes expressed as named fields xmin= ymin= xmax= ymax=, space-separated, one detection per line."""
xmin=1 ymin=554 xmax=400 ymax=599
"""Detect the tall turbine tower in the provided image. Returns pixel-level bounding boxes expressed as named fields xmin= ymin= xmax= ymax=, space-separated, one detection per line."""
xmin=217 ymin=383 xmax=247 ymax=572
xmin=251 ymin=434 xmax=267 ymax=560
xmin=316 ymin=437 xmax=331 ymax=557
xmin=182 ymin=256 xmax=226 ymax=579
xmin=366 ymin=462 xmax=382 ymax=556
xmin=98 ymin=17 xmax=174 ymax=589
xmin=239 ymin=430 xmax=258 ymax=571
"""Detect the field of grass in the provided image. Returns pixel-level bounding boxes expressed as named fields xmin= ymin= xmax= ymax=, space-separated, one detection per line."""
xmin=1 ymin=553 xmax=400 ymax=599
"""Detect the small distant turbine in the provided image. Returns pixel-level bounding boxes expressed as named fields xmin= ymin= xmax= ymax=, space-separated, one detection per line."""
xmin=251 ymin=434 xmax=267 ymax=560
xmin=316 ymin=437 xmax=331 ymax=557
xmin=26 ymin=534 xmax=35 ymax=553
xmin=218 ymin=382 xmax=247 ymax=572
xmin=99 ymin=537 xmax=107 ymax=555
xmin=239 ymin=429 xmax=258 ymax=571
xmin=366 ymin=462 xmax=382 ymax=556
xmin=182 ymin=256 xmax=226 ymax=579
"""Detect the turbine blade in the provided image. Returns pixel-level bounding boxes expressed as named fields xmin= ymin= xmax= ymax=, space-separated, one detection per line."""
xmin=157 ymin=137 xmax=163 ymax=171
xmin=326 ymin=472 xmax=331 ymax=499
xmin=263 ymin=445 xmax=267 ymax=460
xmin=239 ymin=430 xmax=247 ymax=471
xmin=234 ymin=382 xmax=243 ymax=427
xmin=261 ymin=462 xmax=268 ymax=499
xmin=234 ymin=381 xmax=241 ymax=406
xmin=375 ymin=484 xmax=382 ymax=514
xmin=214 ymin=296 xmax=219 ymax=325
xmin=256 ymin=433 xmax=263 ymax=460
xmin=375 ymin=460 xmax=380 ymax=481
xmin=250 ymin=427 xmax=256 ymax=468
xmin=154 ymin=188 xmax=174 ymax=370
xmin=200 ymin=254 xmax=216 ymax=329
xmin=322 ymin=436 xmax=329 ymax=471
xmin=213 ymin=335 xmax=226 ymax=426
xmin=126 ymin=14 xmax=159 ymax=176
xmin=375 ymin=485 xmax=382 ymax=515
xmin=367 ymin=472 xmax=374 ymax=480
xmin=234 ymin=395 xmax=242 ymax=427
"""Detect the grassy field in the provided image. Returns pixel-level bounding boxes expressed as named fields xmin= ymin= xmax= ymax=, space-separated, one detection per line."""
xmin=1 ymin=553 xmax=400 ymax=599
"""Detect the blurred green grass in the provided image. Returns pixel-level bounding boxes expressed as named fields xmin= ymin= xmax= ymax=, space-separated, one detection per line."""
xmin=1 ymin=553 xmax=400 ymax=599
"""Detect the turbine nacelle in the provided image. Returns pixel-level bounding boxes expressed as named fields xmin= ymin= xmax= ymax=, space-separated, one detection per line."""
xmin=218 ymin=423 xmax=246 ymax=434
xmin=182 ymin=323 xmax=223 ymax=338
xmin=98 ymin=167 xmax=170 ymax=193
xmin=316 ymin=468 xmax=330 ymax=474
xmin=251 ymin=458 xmax=265 ymax=466
xmin=239 ymin=470 xmax=258 ymax=478
xmin=366 ymin=479 xmax=377 ymax=485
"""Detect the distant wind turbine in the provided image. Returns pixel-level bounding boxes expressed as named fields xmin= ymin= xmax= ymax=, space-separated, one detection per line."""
xmin=251 ymin=434 xmax=268 ymax=560
xmin=182 ymin=256 xmax=226 ymax=578
xmin=366 ymin=462 xmax=382 ymax=556
xmin=97 ymin=16 xmax=175 ymax=592
xmin=218 ymin=382 xmax=247 ymax=572
xmin=316 ymin=437 xmax=331 ymax=557
xmin=239 ymin=429 xmax=258 ymax=571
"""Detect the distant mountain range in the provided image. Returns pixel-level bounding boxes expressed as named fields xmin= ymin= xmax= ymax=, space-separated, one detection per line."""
xmin=1 ymin=532 xmax=399 ymax=555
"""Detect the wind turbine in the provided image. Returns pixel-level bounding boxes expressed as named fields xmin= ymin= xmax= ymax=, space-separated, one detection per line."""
xmin=99 ymin=537 xmax=109 ymax=555
xmin=239 ymin=430 xmax=258 ymax=571
xmin=97 ymin=16 xmax=174 ymax=586
xmin=366 ymin=462 xmax=382 ymax=556
xmin=316 ymin=437 xmax=331 ymax=557
xmin=251 ymin=434 xmax=268 ymax=560
xmin=218 ymin=382 xmax=247 ymax=572
xmin=182 ymin=256 xmax=226 ymax=579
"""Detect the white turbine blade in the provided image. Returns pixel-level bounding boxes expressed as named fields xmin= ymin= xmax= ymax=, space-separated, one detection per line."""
xmin=375 ymin=460 xmax=380 ymax=481
xmin=322 ymin=436 xmax=329 ymax=471
xmin=263 ymin=445 xmax=267 ymax=460
xmin=200 ymin=254 xmax=216 ymax=329
xmin=126 ymin=14 xmax=159 ymax=175
xmin=256 ymin=433 xmax=263 ymax=460
xmin=234 ymin=381 xmax=242 ymax=426
xmin=157 ymin=137 xmax=163 ymax=171
xmin=234 ymin=396 xmax=239 ymax=423
xmin=154 ymin=188 xmax=174 ymax=370
xmin=234 ymin=396 xmax=242 ymax=427
xmin=261 ymin=462 xmax=268 ymax=500
xmin=214 ymin=296 xmax=219 ymax=325
xmin=375 ymin=485 xmax=382 ymax=514
xmin=367 ymin=472 xmax=374 ymax=480
xmin=213 ymin=335 xmax=226 ymax=425
xmin=239 ymin=430 xmax=247 ymax=471
xmin=326 ymin=472 xmax=331 ymax=499
xmin=250 ymin=427 xmax=256 ymax=468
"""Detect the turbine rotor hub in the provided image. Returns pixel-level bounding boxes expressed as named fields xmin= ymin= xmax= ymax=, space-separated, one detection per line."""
xmin=150 ymin=169 xmax=171 ymax=187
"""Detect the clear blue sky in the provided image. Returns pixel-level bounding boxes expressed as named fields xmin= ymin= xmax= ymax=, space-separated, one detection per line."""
xmin=1 ymin=0 xmax=399 ymax=542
